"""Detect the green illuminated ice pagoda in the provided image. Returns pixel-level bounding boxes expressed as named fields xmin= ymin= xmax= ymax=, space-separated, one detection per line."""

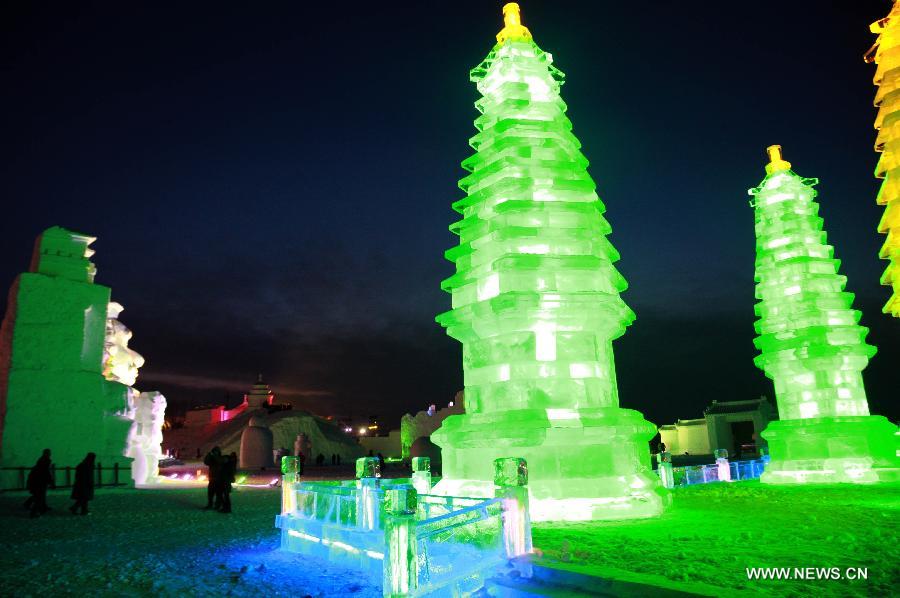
xmin=750 ymin=146 xmax=899 ymax=484
xmin=431 ymin=4 xmax=663 ymax=521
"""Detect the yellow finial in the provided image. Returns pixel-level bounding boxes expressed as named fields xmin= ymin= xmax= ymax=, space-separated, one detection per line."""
xmin=765 ymin=145 xmax=792 ymax=175
xmin=497 ymin=3 xmax=532 ymax=44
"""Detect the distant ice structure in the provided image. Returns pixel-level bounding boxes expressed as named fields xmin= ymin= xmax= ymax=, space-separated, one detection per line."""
xmin=240 ymin=416 xmax=274 ymax=469
xmin=103 ymin=302 xmax=144 ymax=387
xmin=400 ymin=392 xmax=464 ymax=461
xmin=165 ymin=393 xmax=364 ymax=467
xmin=100 ymin=294 xmax=167 ymax=486
xmin=126 ymin=391 xmax=167 ymax=485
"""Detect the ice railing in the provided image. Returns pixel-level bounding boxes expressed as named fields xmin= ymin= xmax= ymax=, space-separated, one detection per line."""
xmin=275 ymin=456 xmax=532 ymax=597
xmin=656 ymin=449 xmax=769 ymax=488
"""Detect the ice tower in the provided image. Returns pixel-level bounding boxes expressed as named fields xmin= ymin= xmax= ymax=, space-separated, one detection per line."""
xmin=431 ymin=4 xmax=663 ymax=521
xmin=867 ymin=1 xmax=900 ymax=317
xmin=749 ymin=147 xmax=899 ymax=484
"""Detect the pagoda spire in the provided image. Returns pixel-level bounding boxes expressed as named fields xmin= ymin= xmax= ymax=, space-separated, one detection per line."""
xmin=764 ymin=144 xmax=791 ymax=175
xmin=496 ymin=3 xmax=532 ymax=44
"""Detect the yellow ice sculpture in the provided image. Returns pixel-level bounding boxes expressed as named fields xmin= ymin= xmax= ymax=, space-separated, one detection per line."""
xmin=867 ymin=1 xmax=900 ymax=316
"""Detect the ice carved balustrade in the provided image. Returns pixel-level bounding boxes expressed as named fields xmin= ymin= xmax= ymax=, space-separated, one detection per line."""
xmin=275 ymin=457 xmax=533 ymax=597
xmin=660 ymin=457 xmax=768 ymax=487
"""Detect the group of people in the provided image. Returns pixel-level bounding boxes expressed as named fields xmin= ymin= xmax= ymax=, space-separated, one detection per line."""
xmin=22 ymin=447 xmax=239 ymax=517
xmin=23 ymin=446 xmax=241 ymax=517
xmin=313 ymin=453 xmax=343 ymax=466
xmin=202 ymin=446 xmax=237 ymax=513
xmin=24 ymin=449 xmax=96 ymax=518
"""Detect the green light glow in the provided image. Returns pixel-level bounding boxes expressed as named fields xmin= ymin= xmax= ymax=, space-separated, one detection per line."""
xmin=0 ymin=227 xmax=135 ymax=482
xmin=749 ymin=149 xmax=900 ymax=484
xmin=431 ymin=7 xmax=663 ymax=521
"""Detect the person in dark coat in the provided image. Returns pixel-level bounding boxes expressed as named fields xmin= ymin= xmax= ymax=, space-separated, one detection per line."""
xmin=69 ymin=452 xmax=96 ymax=515
xmin=25 ymin=449 xmax=53 ymax=518
xmin=217 ymin=452 xmax=237 ymax=514
xmin=203 ymin=446 xmax=222 ymax=510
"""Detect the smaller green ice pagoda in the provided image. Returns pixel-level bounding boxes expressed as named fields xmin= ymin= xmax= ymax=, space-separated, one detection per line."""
xmin=431 ymin=4 xmax=662 ymax=521
xmin=749 ymin=146 xmax=899 ymax=484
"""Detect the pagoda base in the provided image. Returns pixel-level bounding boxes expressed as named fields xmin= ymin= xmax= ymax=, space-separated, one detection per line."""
xmin=760 ymin=415 xmax=900 ymax=485
xmin=431 ymin=406 xmax=665 ymax=522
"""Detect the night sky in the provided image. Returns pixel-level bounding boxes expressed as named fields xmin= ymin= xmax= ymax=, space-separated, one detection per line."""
xmin=2 ymin=1 xmax=897 ymax=428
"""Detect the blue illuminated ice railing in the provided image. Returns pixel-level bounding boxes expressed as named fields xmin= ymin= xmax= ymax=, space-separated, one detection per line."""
xmin=656 ymin=450 xmax=769 ymax=488
xmin=275 ymin=455 xmax=532 ymax=597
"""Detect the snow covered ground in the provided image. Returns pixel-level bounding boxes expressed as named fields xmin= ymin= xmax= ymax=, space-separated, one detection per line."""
xmin=0 ymin=485 xmax=380 ymax=597
xmin=533 ymin=480 xmax=900 ymax=597
xmin=2 ymin=479 xmax=896 ymax=597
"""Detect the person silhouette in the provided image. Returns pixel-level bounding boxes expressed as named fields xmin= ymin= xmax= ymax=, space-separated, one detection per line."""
xmin=26 ymin=449 xmax=53 ymax=518
xmin=203 ymin=447 xmax=222 ymax=510
xmin=69 ymin=452 xmax=96 ymax=515
xmin=217 ymin=452 xmax=237 ymax=514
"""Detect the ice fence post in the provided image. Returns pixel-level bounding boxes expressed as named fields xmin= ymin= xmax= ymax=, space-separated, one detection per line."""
xmin=714 ymin=448 xmax=732 ymax=482
xmin=383 ymin=486 xmax=418 ymax=597
xmin=411 ymin=457 xmax=432 ymax=494
xmin=493 ymin=457 xmax=532 ymax=558
xmin=658 ymin=451 xmax=674 ymax=489
xmin=356 ymin=457 xmax=381 ymax=531
xmin=281 ymin=456 xmax=300 ymax=515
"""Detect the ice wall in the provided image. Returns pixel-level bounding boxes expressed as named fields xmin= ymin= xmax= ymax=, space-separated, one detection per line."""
xmin=0 ymin=227 xmax=134 ymax=483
